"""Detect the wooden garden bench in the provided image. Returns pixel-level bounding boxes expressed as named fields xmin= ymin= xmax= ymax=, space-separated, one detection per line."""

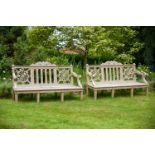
xmin=12 ymin=62 xmax=83 ymax=102
xmin=86 ymin=61 xmax=149 ymax=100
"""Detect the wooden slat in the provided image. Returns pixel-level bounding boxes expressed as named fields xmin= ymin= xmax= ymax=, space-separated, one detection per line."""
xmin=109 ymin=67 xmax=112 ymax=81
xmin=116 ymin=67 xmax=119 ymax=81
xmin=106 ymin=67 xmax=108 ymax=81
xmin=36 ymin=69 xmax=39 ymax=84
xmin=113 ymin=67 xmax=115 ymax=80
xmin=120 ymin=67 xmax=123 ymax=81
xmin=45 ymin=69 xmax=47 ymax=83
xmin=101 ymin=67 xmax=104 ymax=81
xmin=31 ymin=68 xmax=34 ymax=84
xmin=54 ymin=68 xmax=57 ymax=84
xmin=40 ymin=69 xmax=43 ymax=84
xmin=49 ymin=69 xmax=52 ymax=83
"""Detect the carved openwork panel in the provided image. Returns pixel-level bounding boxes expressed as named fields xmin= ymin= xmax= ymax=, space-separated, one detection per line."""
xmin=123 ymin=65 xmax=135 ymax=80
xmin=101 ymin=61 xmax=122 ymax=66
xmin=89 ymin=66 xmax=102 ymax=82
xmin=14 ymin=68 xmax=31 ymax=84
xmin=57 ymin=68 xmax=72 ymax=84
xmin=31 ymin=61 xmax=56 ymax=66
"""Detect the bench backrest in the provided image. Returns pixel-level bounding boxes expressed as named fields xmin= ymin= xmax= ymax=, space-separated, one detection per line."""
xmin=12 ymin=62 xmax=73 ymax=86
xmin=86 ymin=61 xmax=136 ymax=83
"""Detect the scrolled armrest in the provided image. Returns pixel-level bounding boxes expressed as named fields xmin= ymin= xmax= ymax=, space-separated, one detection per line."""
xmin=12 ymin=73 xmax=17 ymax=81
xmin=71 ymin=71 xmax=82 ymax=88
xmin=86 ymin=71 xmax=96 ymax=86
xmin=135 ymin=70 xmax=148 ymax=84
xmin=71 ymin=71 xmax=81 ymax=78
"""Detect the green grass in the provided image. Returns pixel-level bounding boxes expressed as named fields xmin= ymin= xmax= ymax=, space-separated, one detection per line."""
xmin=0 ymin=91 xmax=155 ymax=129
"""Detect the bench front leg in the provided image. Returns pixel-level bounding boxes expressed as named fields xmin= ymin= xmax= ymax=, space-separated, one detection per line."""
xmin=15 ymin=93 xmax=18 ymax=103
xmin=130 ymin=88 xmax=134 ymax=97
xmin=111 ymin=89 xmax=115 ymax=98
xmin=37 ymin=93 xmax=40 ymax=103
xmin=61 ymin=92 xmax=64 ymax=102
xmin=94 ymin=89 xmax=97 ymax=100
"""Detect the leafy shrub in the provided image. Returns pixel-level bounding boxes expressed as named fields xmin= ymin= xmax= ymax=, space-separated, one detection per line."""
xmin=0 ymin=80 xmax=12 ymax=98
xmin=46 ymin=55 xmax=69 ymax=65
xmin=137 ymin=64 xmax=155 ymax=80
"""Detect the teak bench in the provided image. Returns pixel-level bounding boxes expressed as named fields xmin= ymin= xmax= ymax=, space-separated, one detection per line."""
xmin=86 ymin=61 xmax=149 ymax=100
xmin=12 ymin=62 xmax=83 ymax=102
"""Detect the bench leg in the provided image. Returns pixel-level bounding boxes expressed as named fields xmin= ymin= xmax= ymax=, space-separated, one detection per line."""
xmin=12 ymin=90 xmax=15 ymax=100
xmin=61 ymin=92 xmax=64 ymax=102
xmin=146 ymin=87 xmax=149 ymax=96
xmin=80 ymin=91 xmax=83 ymax=100
xmin=130 ymin=88 xmax=134 ymax=97
xmin=86 ymin=85 xmax=89 ymax=96
xmin=111 ymin=89 xmax=115 ymax=98
xmin=94 ymin=90 xmax=97 ymax=100
xmin=15 ymin=93 xmax=18 ymax=103
xmin=37 ymin=93 xmax=40 ymax=103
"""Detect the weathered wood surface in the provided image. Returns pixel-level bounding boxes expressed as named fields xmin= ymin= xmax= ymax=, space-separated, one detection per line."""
xmin=86 ymin=61 xmax=149 ymax=100
xmin=12 ymin=61 xmax=83 ymax=102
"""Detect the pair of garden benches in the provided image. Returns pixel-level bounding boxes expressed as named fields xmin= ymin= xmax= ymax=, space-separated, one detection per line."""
xmin=12 ymin=61 xmax=149 ymax=102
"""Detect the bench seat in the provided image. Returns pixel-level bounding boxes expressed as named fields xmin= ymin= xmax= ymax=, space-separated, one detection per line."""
xmin=88 ymin=81 xmax=148 ymax=89
xmin=14 ymin=84 xmax=82 ymax=92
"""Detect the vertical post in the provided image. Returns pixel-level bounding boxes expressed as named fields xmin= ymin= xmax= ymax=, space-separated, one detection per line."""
xmin=86 ymin=64 xmax=89 ymax=95
xmin=94 ymin=90 xmax=97 ymax=100
xmin=70 ymin=65 xmax=73 ymax=84
xmin=130 ymin=88 xmax=134 ymax=97
xmin=54 ymin=67 xmax=57 ymax=84
xmin=41 ymin=69 xmax=43 ymax=84
xmin=31 ymin=68 xmax=34 ymax=84
xmin=133 ymin=63 xmax=136 ymax=81
xmin=37 ymin=93 xmax=40 ymax=103
xmin=111 ymin=89 xmax=115 ymax=98
xmin=61 ymin=92 xmax=64 ymax=102
xmin=45 ymin=68 xmax=47 ymax=83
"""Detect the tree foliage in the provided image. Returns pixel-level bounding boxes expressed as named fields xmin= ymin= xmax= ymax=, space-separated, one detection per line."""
xmin=0 ymin=26 xmax=153 ymax=79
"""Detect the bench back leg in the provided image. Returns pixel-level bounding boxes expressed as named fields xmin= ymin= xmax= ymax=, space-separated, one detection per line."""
xmin=15 ymin=93 xmax=18 ymax=103
xmin=37 ymin=93 xmax=40 ymax=103
xmin=94 ymin=90 xmax=97 ymax=100
xmin=146 ymin=87 xmax=149 ymax=96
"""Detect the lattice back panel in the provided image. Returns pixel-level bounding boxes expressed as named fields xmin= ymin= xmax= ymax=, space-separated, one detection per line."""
xmin=123 ymin=65 xmax=135 ymax=81
xmin=13 ymin=67 xmax=31 ymax=84
xmin=88 ymin=66 xmax=102 ymax=82
xmin=57 ymin=67 xmax=72 ymax=84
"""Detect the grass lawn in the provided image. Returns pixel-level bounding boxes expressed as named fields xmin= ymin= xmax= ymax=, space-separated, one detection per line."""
xmin=0 ymin=91 xmax=155 ymax=129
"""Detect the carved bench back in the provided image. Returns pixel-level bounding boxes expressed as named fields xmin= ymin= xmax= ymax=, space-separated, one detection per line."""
xmin=86 ymin=61 xmax=136 ymax=83
xmin=12 ymin=62 xmax=73 ymax=86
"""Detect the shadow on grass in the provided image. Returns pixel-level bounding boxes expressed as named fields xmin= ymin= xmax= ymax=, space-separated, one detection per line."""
xmin=17 ymin=93 xmax=81 ymax=103
xmin=88 ymin=89 xmax=146 ymax=99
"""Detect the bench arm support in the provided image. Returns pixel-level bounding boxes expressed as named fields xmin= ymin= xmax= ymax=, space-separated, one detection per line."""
xmin=12 ymin=72 xmax=17 ymax=87
xmin=71 ymin=71 xmax=82 ymax=88
xmin=135 ymin=70 xmax=148 ymax=84
xmin=86 ymin=71 xmax=96 ymax=86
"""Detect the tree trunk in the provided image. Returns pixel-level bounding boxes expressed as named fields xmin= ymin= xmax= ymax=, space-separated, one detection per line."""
xmin=83 ymin=50 xmax=88 ymax=69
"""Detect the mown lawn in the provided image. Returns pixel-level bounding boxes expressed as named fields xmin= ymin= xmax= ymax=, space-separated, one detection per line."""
xmin=0 ymin=91 xmax=155 ymax=129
